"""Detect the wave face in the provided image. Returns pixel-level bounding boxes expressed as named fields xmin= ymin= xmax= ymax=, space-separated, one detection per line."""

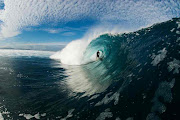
xmin=61 ymin=18 xmax=180 ymax=119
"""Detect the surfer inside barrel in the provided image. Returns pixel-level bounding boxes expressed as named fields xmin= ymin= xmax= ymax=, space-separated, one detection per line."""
xmin=96 ymin=50 xmax=100 ymax=60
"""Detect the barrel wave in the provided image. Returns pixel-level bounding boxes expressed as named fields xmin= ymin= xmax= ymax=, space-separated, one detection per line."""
xmin=50 ymin=18 xmax=180 ymax=119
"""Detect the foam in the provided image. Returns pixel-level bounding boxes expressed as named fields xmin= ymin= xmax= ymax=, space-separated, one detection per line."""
xmin=0 ymin=105 xmax=10 ymax=120
xmin=0 ymin=113 xmax=4 ymax=120
xmin=115 ymin=117 xmax=121 ymax=120
xmin=60 ymin=109 xmax=75 ymax=120
xmin=88 ymin=94 xmax=100 ymax=101
xmin=167 ymin=59 xmax=180 ymax=74
xmin=0 ymin=49 xmax=54 ymax=58
xmin=177 ymin=21 xmax=180 ymax=29
xmin=151 ymin=48 xmax=167 ymax=66
xmin=95 ymin=92 xmax=119 ymax=106
xmin=19 ymin=113 xmax=46 ymax=120
xmin=126 ymin=117 xmax=133 ymax=120
xmin=176 ymin=31 xmax=180 ymax=34
xmin=146 ymin=79 xmax=175 ymax=119
xmin=23 ymin=114 xmax=34 ymax=120
xmin=96 ymin=108 xmax=113 ymax=120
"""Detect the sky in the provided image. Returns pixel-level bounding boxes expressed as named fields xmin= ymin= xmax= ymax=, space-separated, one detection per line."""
xmin=0 ymin=0 xmax=179 ymax=50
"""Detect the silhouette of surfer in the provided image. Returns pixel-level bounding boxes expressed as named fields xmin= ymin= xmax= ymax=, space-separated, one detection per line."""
xmin=96 ymin=50 xmax=100 ymax=60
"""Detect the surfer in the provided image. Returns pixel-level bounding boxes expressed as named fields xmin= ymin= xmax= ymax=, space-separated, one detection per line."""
xmin=96 ymin=50 xmax=100 ymax=60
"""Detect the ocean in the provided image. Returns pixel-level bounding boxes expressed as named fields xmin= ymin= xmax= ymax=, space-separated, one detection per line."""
xmin=0 ymin=18 xmax=180 ymax=120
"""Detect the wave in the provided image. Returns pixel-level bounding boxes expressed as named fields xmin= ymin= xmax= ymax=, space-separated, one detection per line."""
xmin=51 ymin=18 xmax=180 ymax=67
xmin=53 ymin=18 xmax=180 ymax=120
xmin=60 ymin=18 xmax=180 ymax=119
xmin=50 ymin=25 xmax=138 ymax=65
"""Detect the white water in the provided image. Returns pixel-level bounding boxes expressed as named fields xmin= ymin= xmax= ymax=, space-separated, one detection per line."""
xmin=0 ymin=49 xmax=54 ymax=58
xmin=50 ymin=40 xmax=89 ymax=65
xmin=0 ymin=113 xmax=4 ymax=120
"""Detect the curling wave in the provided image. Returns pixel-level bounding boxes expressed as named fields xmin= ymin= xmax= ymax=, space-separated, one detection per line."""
xmin=51 ymin=18 xmax=180 ymax=70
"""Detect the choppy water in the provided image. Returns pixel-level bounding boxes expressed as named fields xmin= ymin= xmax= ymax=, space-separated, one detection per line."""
xmin=0 ymin=18 xmax=180 ymax=120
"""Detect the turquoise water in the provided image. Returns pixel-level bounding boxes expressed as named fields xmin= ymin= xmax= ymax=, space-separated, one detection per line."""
xmin=0 ymin=18 xmax=180 ymax=120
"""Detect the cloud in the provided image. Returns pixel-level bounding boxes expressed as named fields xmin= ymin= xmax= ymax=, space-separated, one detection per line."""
xmin=24 ymin=27 xmax=84 ymax=34
xmin=43 ymin=28 xmax=62 ymax=34
xmin=62 ymin=32 xmax=76 ymax=36
xmin=0 ymin=0 xmax=179 ymax=40
xmin=24 ymin=27 xmax=64 ymax=33
xmin=23 ymin=42 xmax=68 ymax=46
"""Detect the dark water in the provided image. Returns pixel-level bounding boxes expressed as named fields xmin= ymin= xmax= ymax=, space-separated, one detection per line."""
xmin=0 ymin=18 xmax=180 ymax=120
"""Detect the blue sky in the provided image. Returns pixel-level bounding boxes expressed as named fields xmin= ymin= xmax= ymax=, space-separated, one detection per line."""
xmin=0 ymin=0 xmax=179 ymax=49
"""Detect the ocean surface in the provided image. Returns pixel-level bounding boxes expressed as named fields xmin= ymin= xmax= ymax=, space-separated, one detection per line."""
xmin=0 ymin=18 xmax=180 ymax=120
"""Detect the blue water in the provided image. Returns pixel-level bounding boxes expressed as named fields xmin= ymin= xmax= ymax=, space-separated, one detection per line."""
xmin=0 ymin=18 xmax=180 ymax=120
